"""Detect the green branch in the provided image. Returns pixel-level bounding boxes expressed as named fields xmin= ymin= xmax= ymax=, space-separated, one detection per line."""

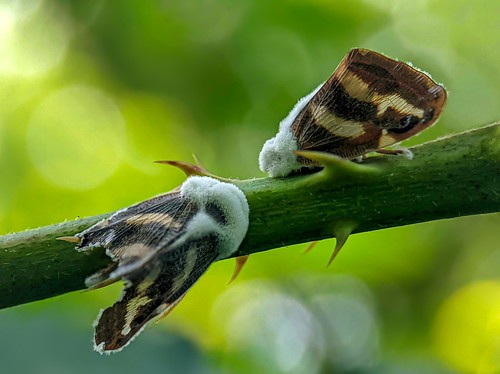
xmin=1 ymin=123 xmax=499 ymax=309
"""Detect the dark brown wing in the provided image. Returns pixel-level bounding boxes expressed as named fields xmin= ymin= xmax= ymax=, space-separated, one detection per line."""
xmin=76 ymin=191 xmax=222 ymax=353
xmin=292 ymin=48 xmax=447 ymax=160
xmin=94 ymin=234 xmax=220 ymax=353
xmin=78 ymin=191 xmax=195 ymax=284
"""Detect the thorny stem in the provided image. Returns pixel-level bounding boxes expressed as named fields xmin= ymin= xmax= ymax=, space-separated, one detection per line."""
xmin=0 ymin=123 xmax=499 ymax=309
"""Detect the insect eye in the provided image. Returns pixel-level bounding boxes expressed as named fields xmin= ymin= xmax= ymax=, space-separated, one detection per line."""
xmin=388 ymin=115 xmax=419 ymax=134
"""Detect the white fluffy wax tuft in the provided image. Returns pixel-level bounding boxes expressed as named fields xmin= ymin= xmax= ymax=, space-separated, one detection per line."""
xmin=180 ymin=176 xmax=249 ymax=259
xmin=258 ymin=83 xmax=323 ymax=177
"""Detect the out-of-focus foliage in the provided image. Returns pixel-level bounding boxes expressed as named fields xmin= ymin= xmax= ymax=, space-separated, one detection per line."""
xmin=0 ymin=0 xmax=498 ymax=373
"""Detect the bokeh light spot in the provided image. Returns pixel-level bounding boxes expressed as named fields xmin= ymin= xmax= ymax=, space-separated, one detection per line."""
xmin=27 ymin=85 xmax=126 ymax=190
xmin=0 ymin=0 xmax=68 ymax=77
xmin=433 ymin=281 xmax=500 ymax=374
xmin=310 ymin=274 xmax=379 ymax=371
xmin=212 ymin=281 xmax=324 ymax=373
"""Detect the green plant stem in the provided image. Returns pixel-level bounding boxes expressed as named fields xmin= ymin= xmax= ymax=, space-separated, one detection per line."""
xmin=1 ymin=123 xmax=499 ymax=309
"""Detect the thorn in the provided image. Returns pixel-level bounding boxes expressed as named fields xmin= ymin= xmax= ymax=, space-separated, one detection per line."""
xmin=192 ymin=153 xmax=206 ymax=168
xmin=56 ymin=236 xmax=81 ymax=244
xmin=155 ymin=159 xmax=230 ymax=181
xmin=155 ymin=294 xmax=186 ymax=323
xmin=326 ymin=221 xmax=357 ymax=267
xmin=303 ymin=241 xmax=318 ymax=254
xmin=155 ymin=160 xmax=208 ymax=177
xmin=327 ymin=235 xmax=349 ymax=267
xmin=294 ymin=149 xmax=341 ymax=164
xmin=294 ymin=150 xmax=379 ymax=177
xmin=228 ymin=255 xmax=249 ymax=284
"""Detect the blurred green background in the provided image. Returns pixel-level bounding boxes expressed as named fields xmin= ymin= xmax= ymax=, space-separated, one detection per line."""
xmin=1 ymin=0 xmax=499 ymax=373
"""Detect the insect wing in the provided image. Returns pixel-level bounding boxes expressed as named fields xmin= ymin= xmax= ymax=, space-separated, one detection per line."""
xmin=78 ymin=191 xmax=193 ymax=283
xmin=76 ymin=191 xmax=219 ymax=353
xmin=292 ymin=48 xmax=447 ymax=159
xmin=94 ymin=233 xmax=220 ymax=353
